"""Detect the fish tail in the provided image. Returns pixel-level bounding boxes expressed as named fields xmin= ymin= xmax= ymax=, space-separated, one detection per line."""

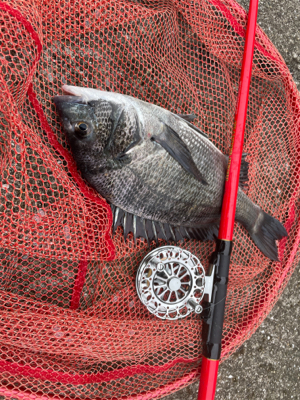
xmin=249 ymin=210 xmax=287 ymax=261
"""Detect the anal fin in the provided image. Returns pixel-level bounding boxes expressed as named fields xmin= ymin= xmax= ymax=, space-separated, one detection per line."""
xmin=123 ymin=212 xmax=133 ymax=241
xmin=110 ymin=205 xmax=219 ymax=246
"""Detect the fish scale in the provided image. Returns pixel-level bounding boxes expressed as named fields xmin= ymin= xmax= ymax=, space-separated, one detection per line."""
xmin=90 ymin=99 xmax=112 ymax=153
xmin=54 ymin=86 xmax=287 ymax=261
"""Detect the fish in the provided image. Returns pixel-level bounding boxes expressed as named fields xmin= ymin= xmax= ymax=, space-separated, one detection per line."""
xmin=53 ymin=85 xmax=287 ymax=261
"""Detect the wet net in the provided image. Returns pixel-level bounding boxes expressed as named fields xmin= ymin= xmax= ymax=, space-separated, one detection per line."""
xmin=0 ymin=0 xmax=299 ymax=399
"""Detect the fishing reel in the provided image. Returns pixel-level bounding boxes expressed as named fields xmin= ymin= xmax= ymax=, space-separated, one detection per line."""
xmin=136 ymin=246 xmax=214 ymax=320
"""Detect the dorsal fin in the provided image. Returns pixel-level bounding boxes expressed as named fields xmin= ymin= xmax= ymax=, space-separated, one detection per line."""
xmin=176 ymin=113 xmax=197 ymax=122
xmin=224 ymin=153 xmax=249 ymax=191
xmin=185 ymin=120 xmax=208 ymax=138
xmin=173 ymin=113 xmax=208 ymax=138
xmin=239 ymin=153 xmax=249 ymax=191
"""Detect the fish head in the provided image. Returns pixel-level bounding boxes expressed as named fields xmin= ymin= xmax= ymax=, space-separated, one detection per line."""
xmin=54 ymin=87 xmax=141 ymax=175
xmin=53 ymin=95 xmax=108 ymax=171
xmin=54 ymin=95 xmax=97 ymax=140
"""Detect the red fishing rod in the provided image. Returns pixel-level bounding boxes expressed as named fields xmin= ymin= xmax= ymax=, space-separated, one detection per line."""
xmin=197 ymin=0 xmax=259 ymax=398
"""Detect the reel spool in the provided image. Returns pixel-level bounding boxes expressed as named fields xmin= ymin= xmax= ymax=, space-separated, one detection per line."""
xmin=136 ymin=246 xmax=213 ymax=320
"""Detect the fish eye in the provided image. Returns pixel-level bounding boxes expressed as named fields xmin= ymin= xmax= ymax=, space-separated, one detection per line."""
xmin=74 ymin=122 xmax=91 ymax=138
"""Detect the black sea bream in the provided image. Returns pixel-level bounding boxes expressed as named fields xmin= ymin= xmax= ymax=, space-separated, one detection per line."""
xmin=54 ymin=85 xmax=287 ymax=261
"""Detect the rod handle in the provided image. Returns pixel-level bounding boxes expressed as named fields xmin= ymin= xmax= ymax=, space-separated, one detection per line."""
xmin=201 ymin=240 xmax=232 ymax=360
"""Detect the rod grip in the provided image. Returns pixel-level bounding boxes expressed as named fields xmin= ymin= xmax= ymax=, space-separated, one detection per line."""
xmin=201 ymin=240 xmax=232 ymax=360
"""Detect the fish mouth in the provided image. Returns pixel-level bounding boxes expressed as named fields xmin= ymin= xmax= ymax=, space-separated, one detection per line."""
xmin=53 ymin=95 xmax=87 ymax=118
xmin=53 ymin=85 xmax=90 ymax=110
xmin=62 ymin=85 xmax=82 ymax=96
xmin=61 ymin=85 xmax=108 ymax=103
xmin=61 ymin=85 xmax=92 ymax=102
xmin=53 ymin=95 xmax=85 ymax=106
xmin=62 ymin=85 xmax=77 ymax=96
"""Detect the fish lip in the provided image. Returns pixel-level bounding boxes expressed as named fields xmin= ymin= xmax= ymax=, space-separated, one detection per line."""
xmin=53 ymin=95 xmax=85 ymax=105
xmin=61 ymin=85 xmax=89 ymax=102
xmin=53 ymin=95 xmax=87 ymax=116
xmin=62 ymin=85 xmax=76 ymax=96
xmin=62 ymin=85 xmax=79 ymax=96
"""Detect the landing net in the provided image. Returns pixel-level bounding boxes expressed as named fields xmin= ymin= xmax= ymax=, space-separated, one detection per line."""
xmin=0 ymin=0 xmax=299 ymax=399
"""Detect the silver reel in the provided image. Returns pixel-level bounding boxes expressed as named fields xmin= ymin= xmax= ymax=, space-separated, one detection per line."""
xmin=136 ymin=246 xmax=214 ymax=320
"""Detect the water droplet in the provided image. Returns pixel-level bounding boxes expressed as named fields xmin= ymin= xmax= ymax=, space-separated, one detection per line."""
xmin=63 ymin=225 xmax=71 ymax=240
xmin=53 ymin=325 xmax=60 ymax=331
xmin=33 ymin=215 xmax=41 ymax=223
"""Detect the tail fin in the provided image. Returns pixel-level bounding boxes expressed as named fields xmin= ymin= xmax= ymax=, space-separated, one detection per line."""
xmin=249 ymin=211 xmax=287 ymax=261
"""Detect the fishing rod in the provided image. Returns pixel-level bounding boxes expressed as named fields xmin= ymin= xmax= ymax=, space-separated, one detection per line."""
xmin=197 ymin=0 xmax=259 ymax=398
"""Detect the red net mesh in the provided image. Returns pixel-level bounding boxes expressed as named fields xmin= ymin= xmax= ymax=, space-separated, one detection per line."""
xmin=0 ymin=0 xmax=299 ymax=398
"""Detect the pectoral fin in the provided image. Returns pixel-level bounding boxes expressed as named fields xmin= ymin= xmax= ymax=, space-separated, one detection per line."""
xmin=151 ymin=123 xmax=207 ymax=185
